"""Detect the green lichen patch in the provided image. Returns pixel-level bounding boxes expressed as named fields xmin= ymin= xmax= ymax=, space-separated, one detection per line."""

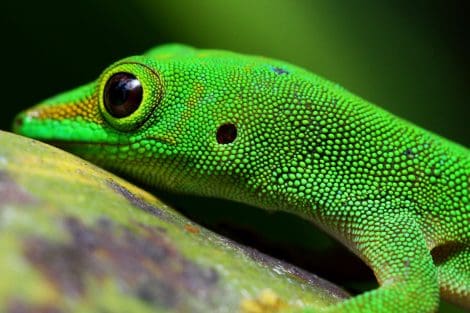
xmin=106 ymin=179 xmax=173 ymax=222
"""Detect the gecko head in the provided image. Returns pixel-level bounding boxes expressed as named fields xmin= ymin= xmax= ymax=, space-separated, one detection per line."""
xmin=14 ymin=44 xmax=306 ymax=208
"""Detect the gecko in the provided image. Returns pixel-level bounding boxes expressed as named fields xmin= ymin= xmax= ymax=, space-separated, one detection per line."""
xmin=13 ymin=44 xmax=469 ymax=312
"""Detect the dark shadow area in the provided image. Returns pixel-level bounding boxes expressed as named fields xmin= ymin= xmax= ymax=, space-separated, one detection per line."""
xmin=154 ymin=190 xmax=377 ymax=295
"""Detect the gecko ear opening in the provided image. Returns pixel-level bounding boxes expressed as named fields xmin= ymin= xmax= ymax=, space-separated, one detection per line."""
xmin=216 ymin=123 xmax=237 ymax=144
xmin=98 ymin=62 xmax=163 ymax=132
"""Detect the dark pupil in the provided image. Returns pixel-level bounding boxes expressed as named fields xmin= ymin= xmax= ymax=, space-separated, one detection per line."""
xmin=216 ymin=123 xmax=237 ymax=144
xmin=104 ymin=72 xmax=143 ymax=118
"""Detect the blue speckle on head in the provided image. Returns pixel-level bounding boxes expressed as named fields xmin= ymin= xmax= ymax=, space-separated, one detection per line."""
xmin=404 ymin=148 xmax=415 ymax=158
xmin=271 ymin=66 xmax=289 ymax=75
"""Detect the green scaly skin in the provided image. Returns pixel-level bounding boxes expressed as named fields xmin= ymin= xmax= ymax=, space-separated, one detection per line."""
xmin=13 ymin=44 xmax=469 ymax=312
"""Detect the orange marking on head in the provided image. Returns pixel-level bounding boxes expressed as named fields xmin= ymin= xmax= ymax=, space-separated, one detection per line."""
xmin=32 ymin=97 xmax=102 ymax=124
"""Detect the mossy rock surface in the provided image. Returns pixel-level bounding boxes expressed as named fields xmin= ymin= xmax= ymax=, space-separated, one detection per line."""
xmin=0 ymin=131 xmax=348 ymax=313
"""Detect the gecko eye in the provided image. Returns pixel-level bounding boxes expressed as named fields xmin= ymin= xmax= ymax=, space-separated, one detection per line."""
xmin=217 ymin=123 xmax=237 ymax=144
xmin=103 ymin=72 xmax=143 ymax=118
xmin=99 ymin=62 xmax=162 ymax=131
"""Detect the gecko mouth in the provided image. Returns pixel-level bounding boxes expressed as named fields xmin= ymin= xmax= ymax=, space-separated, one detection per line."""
xmin=45 ymin=140 xmax=124 ymax=149
xmin=43 ymin=136 xmax=175 ymax=150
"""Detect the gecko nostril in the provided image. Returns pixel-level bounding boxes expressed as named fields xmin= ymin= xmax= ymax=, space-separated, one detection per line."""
xmin=13 ymin=114 xmax=24 ymax=131
xmin=14 ymin=117 xmax=23 ymax=127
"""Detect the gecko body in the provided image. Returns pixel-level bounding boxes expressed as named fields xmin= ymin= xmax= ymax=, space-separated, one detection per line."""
xmin=14 ymin=44 xmax=469 ymax=312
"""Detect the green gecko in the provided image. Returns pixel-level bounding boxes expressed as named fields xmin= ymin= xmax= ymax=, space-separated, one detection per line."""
xmin=13 ymin=44 xmax=469 ymax=313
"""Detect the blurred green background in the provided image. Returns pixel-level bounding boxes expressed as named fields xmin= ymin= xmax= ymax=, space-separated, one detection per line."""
xmin=2 ymin=0 xmax=468 ymax=145
xmin=1 ymin=1 xmax=468 ymax=311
